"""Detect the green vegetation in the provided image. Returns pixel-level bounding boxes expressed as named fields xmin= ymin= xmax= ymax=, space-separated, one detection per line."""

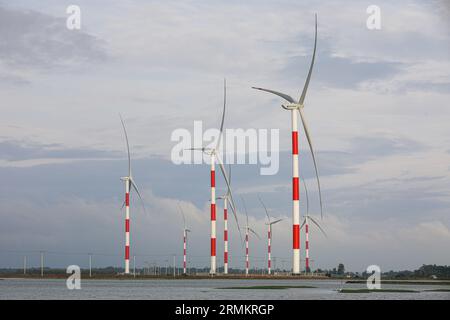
xmin=337 ymin=263 xmax=345 ymax=275
xmin=378 ymin=264 xmax=450 ymax=280
xmin=219 ymin=285 xmax=316 ymax=290
xmin=339 ymin=288 xmax=417 ymax=293
xmin=346 ymin=280 xmax=450 ymax=286
xmin=425 ymin=288 xmax=450 ymax=292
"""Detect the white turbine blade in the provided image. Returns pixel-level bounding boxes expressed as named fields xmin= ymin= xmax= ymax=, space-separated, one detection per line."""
xmin=309 ymin=216 xmax=328 ymax=238
xmin=178 ymin=203 xmax=186 ymax=229
xmin=121 ymin=179 xmax=131 ymax=210
xmin=257 ymin=194 xmax=270 ymax=223
xmin=302 ymin=177 xmax=310 ymax=217
xmin=270 ymin=218 xmax=283 ymax=225
xmin=130 ymin=178 xmax=147 ymax=215
xmin=227 ymin=164 xmax=231 ymax=196
xmin=249 ymin=228 xmax=261 ymax=240
xmin=251 ymin=87 xmax=296 ymax=104
xmin=298 ymin=108 xmax=323 ymax=219
xmin=300 ymin=218 xmax=306 ymax=230
xmin=119 ymin=114 xmax=131 ymax=177
xmin=241 ymin=196 xmax=249 ymax=227
xmin=216 ymin=154 xmax=243 ymax=244
xmin=215 ymin=78 xmax=227 ymax=151
xmin=185 ymin=147 xmax=205 ymax=151
xmin=227 ymin=194 xmax=244 ymax=246
xmin=298 ymin=14 xmax=318 ymax=105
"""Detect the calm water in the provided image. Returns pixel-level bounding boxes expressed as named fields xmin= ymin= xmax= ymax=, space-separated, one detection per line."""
xmin=1 ymin=278 xmax=449 ymax=300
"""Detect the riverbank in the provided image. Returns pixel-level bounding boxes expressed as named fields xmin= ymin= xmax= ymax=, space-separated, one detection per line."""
xmin=0 ymin=273 xmax=330 ymax=280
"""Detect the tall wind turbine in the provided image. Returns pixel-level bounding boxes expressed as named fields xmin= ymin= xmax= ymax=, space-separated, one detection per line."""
xmin=241 ymin=197 xmax=260 ymax=276
xmin=252 ymin=14 xmax=322 ymax=275
xmin=216 ymin=165 xmax=232 ymax=274
xmin=186 ymin=79 xmax=241 ymax=275
xmin=119 ymin=115 xmax=146 ymax=275
xmin=301 ymin=178 xmax=327 ymax=273
xmin=257 ymin=195 xmax=282 ymax=275
xmin=178 ymin=203 xmax=191 ymax=275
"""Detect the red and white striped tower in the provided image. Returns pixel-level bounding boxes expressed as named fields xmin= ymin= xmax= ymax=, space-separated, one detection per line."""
xmin=124 ymin=178 xmax=130 ymax=274
xmin=119 ymin=115 xmax=146 ymax=276
xmin=292 ymin=110 xmax=301 ymax=274
xmin=183 ymin=229 xmax=187 ymax=274
xmin=210 ymin=153 xmax=217 ymax=275
xmin=223 ymin=198 xmax=229 ymax=274
xmin=245 ymin=228 xmax=249 ymax=276
xmin=252 ymin=16 xmax=319 ymax=275
xmin=305 ymin=216 xmax=310 ymax=273
xmin=258 ymin=195 xmax=282 ymax=276
xmin=268 ymin=224 xmax=272 ymax=274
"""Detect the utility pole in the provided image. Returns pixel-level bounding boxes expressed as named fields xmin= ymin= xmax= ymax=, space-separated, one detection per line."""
xmin=273 ymin=257 xmax=277 ymax=274
xmin=133 ymin=255 xmax=136 ymax=278
xmin=40 ymin=251 xmax=44 ymax=277
xmin=144 ymin=261 xmax=149 ymax=275
xmin=173 ymin=254 xmax=176 ymax=278
xmin=89 ymin=253 xmax=92 ymax=278
xmin=23 ymin=256 xmax=27 ymax=275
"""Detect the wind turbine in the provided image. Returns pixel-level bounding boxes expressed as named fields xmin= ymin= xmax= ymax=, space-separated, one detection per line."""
xmin=301 ymin=178 xmax=327 ymax=273
xmin=178 ymin=203 xmax=191 ymax=275
xmin=216 ymin=165 xmax=232 ymax=274
xmin=257 ymin=195 xmax=283 ymax=275
xmin=185 ymin=79 xmax=241 ymax=275
xmin=241 ymin=197 xmax=260 ymax=276
xmin=119 ymin=114 xmax=146 ymax=275
xmin=252 ymin=14 xmax=322 ymax=275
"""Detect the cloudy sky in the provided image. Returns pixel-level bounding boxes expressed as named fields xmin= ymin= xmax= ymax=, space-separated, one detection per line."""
xmin=0 ymin=0 xmax=449 ymax=273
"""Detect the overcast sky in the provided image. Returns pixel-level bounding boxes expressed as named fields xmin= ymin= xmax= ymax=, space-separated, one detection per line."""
xmin=0 ymin=0 xmax=449 ymax=273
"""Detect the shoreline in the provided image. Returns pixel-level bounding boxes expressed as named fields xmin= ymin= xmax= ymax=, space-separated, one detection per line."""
xmin=0 ymin=274 xmax=330 ymax=280
xmin=1 ymin=274 xmax=449 ymax=284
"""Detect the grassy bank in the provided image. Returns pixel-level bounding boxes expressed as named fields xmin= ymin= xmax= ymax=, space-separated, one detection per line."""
xmin=339 ymin=288 xmax=418 ymax=293
xmin=0 ymin=273 xmax=329 ymax=281
xmin=346 ymin=280 xmax=450 ymax=286
xmin=218 ymin=285 xmax=316 ymax=290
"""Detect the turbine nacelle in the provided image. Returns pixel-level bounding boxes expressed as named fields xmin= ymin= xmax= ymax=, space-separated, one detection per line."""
xmin=185 ymin=147 xmax=215 ymax=156
xmin=281 ymin=103 xmax=303 ymax=110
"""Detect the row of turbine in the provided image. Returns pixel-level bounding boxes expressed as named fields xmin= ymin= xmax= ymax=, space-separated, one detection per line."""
xmin=178 ymin=176 xmax=326 ymax=275
xmin=118 ymin=14 xmax=324 ymax=276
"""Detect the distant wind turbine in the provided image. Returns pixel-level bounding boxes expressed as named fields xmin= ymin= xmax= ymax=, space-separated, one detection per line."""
xmin=185 ymin=79 xmax=241 ymax=275
xmin=257 ymin=195 xmax=283 ymax=275
xmin=301 ymin=178 xmax=327 ymax=273
xmin=216 ymin=165 xmax=232 ymax=274
xmin=252 ymin=14 xmax=322 ymax=275
xmin=119 ymin=114 xmax=146 ymax=275
xmin=241 ymin=197 xmax=260 ymax=276
xmin=178 ymin=203 xmax=191 ymax=275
